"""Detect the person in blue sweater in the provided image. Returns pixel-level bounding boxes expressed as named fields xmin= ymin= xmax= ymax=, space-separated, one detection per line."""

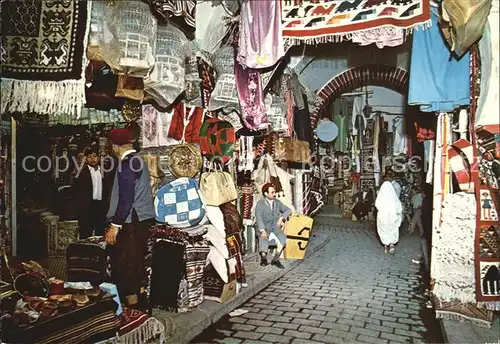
xmin=105 ymin=127 xmax=155 ymax=311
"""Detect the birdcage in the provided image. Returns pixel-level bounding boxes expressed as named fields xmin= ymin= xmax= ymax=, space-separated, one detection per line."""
xmin=208 ymin=46 xmax=239 ymax=111
xmin=102 ymin=1 xmax=157 ymax=77
xmin=144 ymin=24 xmax=190 ymax=108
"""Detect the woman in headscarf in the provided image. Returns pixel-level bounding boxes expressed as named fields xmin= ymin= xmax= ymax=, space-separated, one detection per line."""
xmin=375 ymin=179 xmax=403 ymax=254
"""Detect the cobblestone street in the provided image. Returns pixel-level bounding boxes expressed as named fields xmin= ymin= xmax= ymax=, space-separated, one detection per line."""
xmin=192 ymin=221 xmax=443 ymax=344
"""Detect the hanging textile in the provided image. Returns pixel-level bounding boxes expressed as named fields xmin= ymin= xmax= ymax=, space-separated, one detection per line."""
xmin=102 ymin=1 xmax=157 ymax=78
xmin=87 ymin=0 xmax=106 ymax=61
xmin=351 ymin=27 xmax=405 ymax=49
xmin=167 ymin=104 xmax=205 ymax=144
xmin=265 ymin=94 xmax=288 ymax=132
xmin=476 ymin=6 xmax=500 ymax=132
xmin=237 ymin=0 xmax=285 ymax=69
xmin=332 ymin=99 xmax=349 ymax=153
xmin=144 ymin=25 xmax=190 ymax=108
xmin=280 ymin=0 xmax=431 ymax=45
xmin=1 ymin=1 xmax=90 ymax=118
xmin=147 ymin=0 xmax=196 ymax=29
xmin=141 ymin=104 xmax=180 ymax=147
xmin=195 ymin=1 xmax=233 ymax=56
xmin=199 ymin=118 xmax=236 ymax=165
xmin=392 ymin=117 xmax=408 ymax=156
xmin=408 ymin=10 xmax=470 ymax=113
xmin=234 ymin=59 xmax=268 ymax=131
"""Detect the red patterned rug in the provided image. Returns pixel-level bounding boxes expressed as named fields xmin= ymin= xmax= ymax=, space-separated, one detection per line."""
xmin=281 ymin=0 xmax=431 ymax=45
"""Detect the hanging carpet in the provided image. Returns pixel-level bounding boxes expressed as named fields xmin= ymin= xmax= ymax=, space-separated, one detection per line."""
xmin=1 ymin=0 xmax=90 ymax=117
xmin=281 ymin=0 xmax=431 ymax=45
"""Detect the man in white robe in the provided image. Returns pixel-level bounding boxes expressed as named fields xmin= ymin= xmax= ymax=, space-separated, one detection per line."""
xmin=375 ymin=180 xmax=403 ymax=254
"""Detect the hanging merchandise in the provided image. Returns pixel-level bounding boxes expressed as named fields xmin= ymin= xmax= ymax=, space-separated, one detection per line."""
xmin=208 ymin=46 xmax=240 ymax=112
xmin=195 ymin=1 xmax=233 ymax=56
xmin=315 ymin=119 xmax=338 ymax=143
xmin=392 ymin=116 xmax=409 ymax=156
xmin=265 ymin=94 xmax=288 ymax=132
xmin=141 ymin=104 xmax=180 ymax=147
xmin=184 ymin=51 xmax=203 ymax=107
xmin=1 ymin=1 xmax=90 ymax=118
xmin=237 ymin=0 xmax=285 ymax=69
xmin=154 ymin=178 xmax=206 ymax=228
xmin=144 ymin=25 xmax=191 ymax=108
xmin=351 ymin=27 xmax=405 ymax=49
xmin=274 ymin=137 xmax=311 ymax=164
xmin=280 ymin=0 xmax=430 ymax=45
xmin=147 ymin=0 xmax=196 ymax=29
xmin=199 ymin=118 xmax=236 ymax=166
xmin=238 ymin=136 xmax=255 ymax=173
xmin=476 ymin=9 xmax=500 ymax=131
xmin=199 ymin=164 xmax=238 ymax=206
xmin=87 ymin=0 xmax=106 ymax=61
xmin=166 ymin=143 xmax=202 ymax=179
xmin=332 ymin=98 xmax=349 ymax=153
xmin=408 ymin=10 xmax=470 ymax=113
xmin=439 ymin=0 xmax=492 ymax=58
xmin=234 ymin=41 xmax=268 ymax=131
xmin=168 ymin=104 xmax=205 ymax=144
xmin=115 ymin=75 xmax=145 ymax=101
xmin=102 ymin=1 xmax=157 ymax=77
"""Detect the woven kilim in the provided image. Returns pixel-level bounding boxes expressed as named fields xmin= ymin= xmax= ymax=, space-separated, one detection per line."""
xmin=1 ymin=0 xmax=90 ymax=117
xmin=281 ymin=0 xmax=431 ymax=45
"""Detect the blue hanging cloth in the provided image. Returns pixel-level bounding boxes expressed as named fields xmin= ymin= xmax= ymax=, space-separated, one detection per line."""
xmin=408 ymin=10 xmax=470 ymax=113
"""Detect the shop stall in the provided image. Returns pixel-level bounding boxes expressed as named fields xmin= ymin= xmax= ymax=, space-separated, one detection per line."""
xmin=0 ymin=0 xmax=498 ymax=342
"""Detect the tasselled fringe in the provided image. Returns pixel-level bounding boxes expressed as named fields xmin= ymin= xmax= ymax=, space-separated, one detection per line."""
xmin=477 ymin=301 xmax=500 ymax=311
xmin=1 ymin=78 xmax=85 ymax=119
xmin=435 ymin=310 xmax=493 ymax=328
xmin=120 ymin=317 xmax=166 ymax=344
xmin=284 ymin=20 xmax=433 ymax=46
xmin=432 ymin=285 xmax=477 ymax=304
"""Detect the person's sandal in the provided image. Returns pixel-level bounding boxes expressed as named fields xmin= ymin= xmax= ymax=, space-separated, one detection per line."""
xmin=383 ymin=245 xmax=388 ymax=254
xmin=389 ymin=244 xmax=395 ymax=254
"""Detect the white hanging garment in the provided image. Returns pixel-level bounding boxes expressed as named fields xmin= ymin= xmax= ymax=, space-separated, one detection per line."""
xmin=195 ymin=1 xmax=232 ymax=56
xmin=392 ymin=117 xmax=408 ymax=156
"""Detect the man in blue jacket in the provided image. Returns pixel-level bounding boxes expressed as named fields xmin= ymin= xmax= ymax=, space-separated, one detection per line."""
xmin=255 ymin=183 xmax=291 ymax=269
xmin=105 ymin=127 xmax=155 ymax=311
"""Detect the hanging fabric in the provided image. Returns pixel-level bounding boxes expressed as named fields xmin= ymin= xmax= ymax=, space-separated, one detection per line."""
xmin=237 ymin=0 xmax=285 ymax=69
xmin=144 ymin=24 xmax=190 ymax=108
xmin=408 ymin=10 xmax=470 ymax=113
xmin=234 ymin=43 xmax=268 ymax=131
xmin=351 ymin=27 xmax=405 ymax=49
xmin=1 ymin=1 xmax=91 ymax=119
xmin=392 ymin=117 xmax=409 ymax=156
xmin=195 ymin=1 xmax=233 ymax=56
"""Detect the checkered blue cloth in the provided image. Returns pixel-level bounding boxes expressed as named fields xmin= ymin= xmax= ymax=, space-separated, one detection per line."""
xmin=154 ymin=178 xmax=206 ymax=228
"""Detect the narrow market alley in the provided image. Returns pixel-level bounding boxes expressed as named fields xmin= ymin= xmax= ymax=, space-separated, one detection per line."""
xmin=192 ymin=219 xmax=443 ymax=344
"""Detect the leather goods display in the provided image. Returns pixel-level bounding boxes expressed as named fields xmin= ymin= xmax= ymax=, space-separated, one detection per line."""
xmin=274 ymin=137 xmax=310 ymax=164
xmin=440 ymin=0 xmax=492 ymax=57
xmin=199 ymin=164 xmax=238 ymax=206
xmin=283 ymin=215 xmax=314 ymax=260
xmin=166 ymin=143 xmax=202 ymax=179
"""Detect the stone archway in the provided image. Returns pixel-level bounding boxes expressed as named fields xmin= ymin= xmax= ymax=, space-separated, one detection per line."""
xmin=311 ymin=65 xmax=409 ymax=128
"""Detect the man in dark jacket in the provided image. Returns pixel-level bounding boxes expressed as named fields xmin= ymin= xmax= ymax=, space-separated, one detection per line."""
xmin=73 ymin=147 xmax=110 ymax=239
xmin=352 ymin=185 xmax=374 ymax=222
xmin=105 ymin=127 xmax=155 ymax=311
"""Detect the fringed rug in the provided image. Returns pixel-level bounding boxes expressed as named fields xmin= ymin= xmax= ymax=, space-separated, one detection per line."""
xmin=281 ymin=0 xmax=431 ymax=45
xmin=95 ymin=308 xmax=165 ymax=344
xmin=1 ymin=0 xmax=90 ymax=117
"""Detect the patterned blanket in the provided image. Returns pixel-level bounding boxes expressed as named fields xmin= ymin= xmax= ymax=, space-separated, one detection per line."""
xmin=1 ymin=0 xmax=90 ymax=117
xmin=281 ymin=0 xmax=431 ymax=45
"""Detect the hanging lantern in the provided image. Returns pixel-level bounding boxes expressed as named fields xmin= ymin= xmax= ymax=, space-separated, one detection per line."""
xmin=102 ymin=1 xmax=157 ymax=77
xmin=208 ymin=46 xmax=239 ymax=111
xmin=144 ymin=24 xmax=190 ymax=108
